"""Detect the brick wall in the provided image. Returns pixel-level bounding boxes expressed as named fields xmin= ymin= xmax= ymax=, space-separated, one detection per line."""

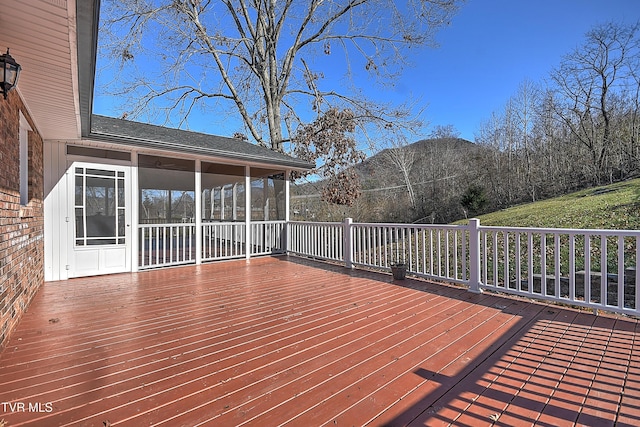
xmin=0 ymin=89 xmax=44 ymax=349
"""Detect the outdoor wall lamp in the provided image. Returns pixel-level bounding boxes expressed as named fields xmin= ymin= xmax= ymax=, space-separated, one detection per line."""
xmin=1 ymin=48 xmax=21 ymax=99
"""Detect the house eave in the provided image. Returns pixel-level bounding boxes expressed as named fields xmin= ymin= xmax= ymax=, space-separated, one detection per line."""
xmin=77 ymin=0 xmax=101 ymax=138
xmin=87 ymin=131 xmax=315 ymax=171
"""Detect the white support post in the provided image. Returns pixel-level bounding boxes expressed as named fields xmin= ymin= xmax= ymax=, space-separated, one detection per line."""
xmin=195 ymin=160 xmax=202 ymax=265
xmin=245 ymin=166 xmax=251 ymax=260
xmin=284 ymin=170 xmax=290 ymax=222
xmin=285 ymin=170 xmax=291 ymax=254
xmin=468 ymin=218 xmax=483 ymax=293
xmin=344 ymin=217 xmax=353 ymax=269
xmin=130 ymin=150 xmax=139 ymax=273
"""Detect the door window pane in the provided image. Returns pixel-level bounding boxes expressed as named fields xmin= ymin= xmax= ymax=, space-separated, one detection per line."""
xmin=75 ymin=167 xmax=126 ymax=246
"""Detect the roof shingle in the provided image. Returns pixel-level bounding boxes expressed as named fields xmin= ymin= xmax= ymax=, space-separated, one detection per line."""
xmin=90 ymin=115 xmax=314 ymax=170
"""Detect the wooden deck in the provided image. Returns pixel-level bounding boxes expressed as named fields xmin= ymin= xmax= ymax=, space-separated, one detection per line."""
xmin=1 ymin=256 xmax=639 ymax=427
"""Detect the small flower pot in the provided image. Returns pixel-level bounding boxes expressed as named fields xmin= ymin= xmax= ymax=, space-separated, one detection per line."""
xmin=391 ymin=264 xmax=407 ymax=280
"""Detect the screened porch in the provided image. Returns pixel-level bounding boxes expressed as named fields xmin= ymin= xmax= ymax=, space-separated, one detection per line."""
xmin=135 ymin=154 xmax=289 ymax=269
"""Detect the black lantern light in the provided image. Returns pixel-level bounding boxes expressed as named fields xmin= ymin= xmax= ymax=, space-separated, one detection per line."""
xmin=1 ymin=48 xmax=21 ymax=99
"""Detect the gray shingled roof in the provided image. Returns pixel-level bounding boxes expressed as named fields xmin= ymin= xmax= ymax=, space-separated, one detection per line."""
xmin=90 ymin=115 xmax=314 ymax=170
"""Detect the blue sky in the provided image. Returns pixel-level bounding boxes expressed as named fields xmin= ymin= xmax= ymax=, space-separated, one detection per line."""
xmin=412 ymin=0 xmax=639 ymax=141
xmin=94 ymin=0 xmax=639 ymax=144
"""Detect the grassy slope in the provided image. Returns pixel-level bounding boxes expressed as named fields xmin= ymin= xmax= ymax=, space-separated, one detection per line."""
xmin=458 ymin=178 xmax=640 ymax=230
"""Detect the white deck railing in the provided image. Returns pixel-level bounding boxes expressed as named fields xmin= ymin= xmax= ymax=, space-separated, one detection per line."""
xmin=478 ymin=225 xmax=640 ymax=315
xmin=250 ymin=221 xmax=287 ymax=256
xmin=140 ymin=220 xmax=286 ymax=268
xmin=202 ymin=222 xmax=246 ymax=261
xmin=139 ymin=223 xmax=196 ymax=269
xmin=287 ymin=221 xmax=344 ymax=262
xmin=350 ymin=222 xmax=469 ymax=284
xmin=288 ymin=218 xmax=640 ymax=317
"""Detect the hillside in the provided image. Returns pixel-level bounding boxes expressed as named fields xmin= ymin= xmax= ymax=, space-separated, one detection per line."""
xmin=458 ymin=178 xmax=640 ymax=230
xmin=355 ymin=137 xmax=477 ymax=173
xmin=292 ymin=137 xmax=482 ymax=223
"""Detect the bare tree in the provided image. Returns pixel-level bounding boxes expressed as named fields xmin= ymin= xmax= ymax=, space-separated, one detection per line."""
xmin=428 ymin=124 xmax=461 ymax=139
xmin=512 ymin=79 xmax=541 ymax=201
xmin=383 ymin=137 xmax=417 ymax=210
xmin=99 ymin=0 xmax=463 ymax=153
xmin=550 ymin=21 xmax=640 ymax=184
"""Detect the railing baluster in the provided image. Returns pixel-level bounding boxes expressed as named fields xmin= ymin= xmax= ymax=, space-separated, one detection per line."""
xmin=585 ymin=235 xmax=591 ymax=304
xmin=527 ymin=232 xmax=533 ymax=294
xmin=364 ymin=227 xmax=373 ymax=265
xmin=555 ymin=233 xmax=561 ymax=298
xmin=225 ymin=223 xmax=230 ymax=257
xmin=492 ymin=231 xmax=498 ymax=287
xmin=636 ymin=236 xmax=640 ymax=312
xmin=601 ymin=234 xmax=607 ymax=306
xmin=156 ymin=226 xmax=161 ymax=265
xmin=515 ymin=232 xmax=521 ymax=291
xmin=176 ymin=225 xmax=180 ymax=262
xmin=168 ymin=225 xmax=172 ymax=264
xmin=461 ymin=229 xmax=467 ymax=282
xmin=437 ymin=230 xmax=442 ymax=278
xmin=453 ymin=230 xmax=458 ymax=280
xmin=541 ymin=233 xmax=547 ymax=297
xmin=376 ymin=226 xmax=380 ymax=267
xmin=569 ymin=234 xmax=576 ymax=301
xmin=618 ymin=235 xmax=625 ymax=310
xmin=183 ymin=225 xmax=187 ymax=262
xmin=429 ymin=228 xmax=434 ymax=276
xmin=504 ymin=231 xmax=509 ymax=289
xmin=420 ymin=229 xmax=426 ymax=275
xmin=410 ymin=228 xmax=415 ymax=270
xmin=482 ymin=231 xmax=488 ymax=286
xmin=445 ymin=230 xmax=450 ymax=278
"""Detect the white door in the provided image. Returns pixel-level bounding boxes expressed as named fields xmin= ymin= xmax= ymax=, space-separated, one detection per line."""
xmin=68 ymin=163 xmax=132 ymax=277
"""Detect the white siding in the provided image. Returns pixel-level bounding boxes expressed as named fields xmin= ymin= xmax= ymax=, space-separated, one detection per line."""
xmin=44 ymin=140 xmax=69 ymax=281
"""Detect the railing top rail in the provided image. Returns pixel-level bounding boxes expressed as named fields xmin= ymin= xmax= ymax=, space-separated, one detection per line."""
xmin=479 ymin=224 xmax=640 ymax=236
xmin=351 ymin=222 xmax=466 ymax=230
xmin=195 ymin=219 xmax=640 ymax=237
xmin=139 ymin=223 xmax=196 ymax=227
xmin=288 ymin=220 xmax=343 ymax=226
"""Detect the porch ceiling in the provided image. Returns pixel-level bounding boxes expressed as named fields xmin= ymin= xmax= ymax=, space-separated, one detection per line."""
xmin=0 ymin=0 xmax=84 ymax=140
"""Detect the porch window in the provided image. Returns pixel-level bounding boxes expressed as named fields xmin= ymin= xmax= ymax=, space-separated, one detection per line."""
xmin=201 ymin=162 xmax=245 ymax=221
xmin=250 ymin=168 xmax=286 ymax=221
xmin=138 ymin=155 xmax=195 ymax=224
xmin=137 ymin=155 xmax=196 ymax=268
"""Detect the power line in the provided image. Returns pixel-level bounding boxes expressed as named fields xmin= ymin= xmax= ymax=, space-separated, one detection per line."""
xmin=291 ymin=175 xmax=458 ymax=199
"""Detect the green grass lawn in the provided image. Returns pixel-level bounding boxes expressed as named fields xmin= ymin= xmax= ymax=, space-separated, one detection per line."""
xmin=457 ymin=178 xmax=640 ymax=230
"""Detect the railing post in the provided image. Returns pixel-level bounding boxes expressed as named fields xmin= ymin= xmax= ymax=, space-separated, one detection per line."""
xmin=245 ymin=165 xmax=251 ymax=260
xmin=468 ymin=218 xmax=483 ymax=293
xmin=195 ymin=159 xmax=202 ymax=265
xmin=344 ymin=217 xmax=353 ymax=269
xmin=285 ymin=221 xmax=290 ymax=254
